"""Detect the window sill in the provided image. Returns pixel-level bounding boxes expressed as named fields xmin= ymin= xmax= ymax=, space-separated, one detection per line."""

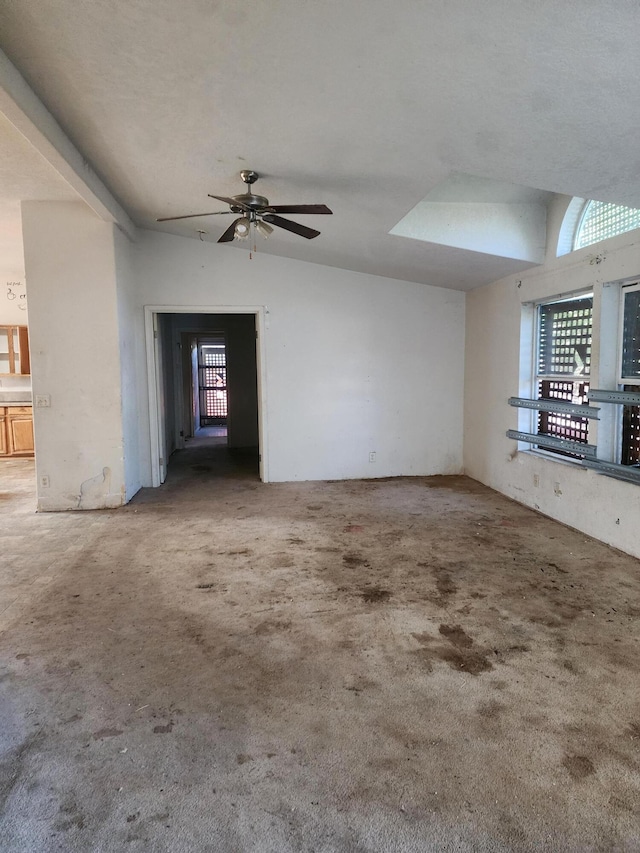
xmin=521 ymin=448 xmax=587 ymax=470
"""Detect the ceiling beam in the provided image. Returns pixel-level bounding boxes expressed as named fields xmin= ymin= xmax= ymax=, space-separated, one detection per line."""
xmin=0 ymin=48 xmax=137 ymax=241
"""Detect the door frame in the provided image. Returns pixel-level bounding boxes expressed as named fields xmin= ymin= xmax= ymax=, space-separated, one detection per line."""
xmin=144 ymin=305 xmax=268 ymax=486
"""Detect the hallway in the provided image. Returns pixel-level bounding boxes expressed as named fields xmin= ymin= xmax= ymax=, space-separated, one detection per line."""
xmin=161 ymin=427 xmax=260 ymax=489
xmin=1 ymin=460 xmax=640 ymax=851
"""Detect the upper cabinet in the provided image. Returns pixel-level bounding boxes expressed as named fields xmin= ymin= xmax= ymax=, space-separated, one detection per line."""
xmin=0 ymin=325 xmax=30 ymax=375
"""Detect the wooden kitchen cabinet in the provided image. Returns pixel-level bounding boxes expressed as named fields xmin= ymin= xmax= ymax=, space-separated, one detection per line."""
xmin=0 ymin=325 xmax=30 ymax=375
xmin=0 ymin=409 xmax=7 ymax=455
xmin=0 ymin=406 xmax=34 ymax=456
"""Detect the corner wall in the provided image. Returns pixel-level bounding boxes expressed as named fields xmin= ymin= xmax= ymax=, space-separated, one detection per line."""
xmin=464 ymin=198 xmax=640 ymax=559
xmin=133 ymin=230 xmax=465 ymax=486
xmin=21 ymin=201 xmax=129 ymax=510
xmin=114 ymin=225 xmax=140 ymax=502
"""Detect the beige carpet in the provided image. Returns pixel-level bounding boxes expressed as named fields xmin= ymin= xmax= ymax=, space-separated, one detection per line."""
xmin=1 ymin=446 xmax=639 ymax=851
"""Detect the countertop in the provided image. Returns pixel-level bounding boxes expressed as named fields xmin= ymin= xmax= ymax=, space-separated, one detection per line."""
xmin=0 ymin=390 xmax=32 ymax=405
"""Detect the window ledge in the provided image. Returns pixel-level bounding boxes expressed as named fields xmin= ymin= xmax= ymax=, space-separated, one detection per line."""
xmin=521 ymin=449 xmax=587 ymax=470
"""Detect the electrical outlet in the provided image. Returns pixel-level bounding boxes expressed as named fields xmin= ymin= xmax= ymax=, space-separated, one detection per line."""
xmin=369 ymin=451 xmax=376 ymax=463
xmin=40 ymin=475 xmax=50 ymax=489
xmin=35 ymin=394 xmax=51 ymax=408
xmin=533 ymin=474 xmax=540 ymax=488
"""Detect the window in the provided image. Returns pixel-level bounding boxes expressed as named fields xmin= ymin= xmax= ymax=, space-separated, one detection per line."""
xmin=199 ymin=342 xmax=228 ymax=425
xmin=574 ymin=200 xmax=640 ymax=251
xmin=535 ymin=294 xmax=593 ymax=458
xmin=619 ymin=283 xmax=640 ymax=467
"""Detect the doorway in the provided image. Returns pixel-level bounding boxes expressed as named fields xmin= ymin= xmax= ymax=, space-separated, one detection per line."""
xmin=145 ymin=307 xmax=267 ymax=486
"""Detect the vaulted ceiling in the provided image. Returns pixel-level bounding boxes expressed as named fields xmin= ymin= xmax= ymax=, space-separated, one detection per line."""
xmin=1 ymin=1 xmax=640 ymax=290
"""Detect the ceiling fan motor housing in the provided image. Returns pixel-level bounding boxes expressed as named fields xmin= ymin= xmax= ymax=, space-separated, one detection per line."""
xmin=231 ymin=193 xmax=271 ymax=213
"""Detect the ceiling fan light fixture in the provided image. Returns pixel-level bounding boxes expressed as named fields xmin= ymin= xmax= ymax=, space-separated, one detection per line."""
xmin=234 ymin=217 xmax=250 ymax=239
xmin=255 ymin=220 xmax=273 ymax=239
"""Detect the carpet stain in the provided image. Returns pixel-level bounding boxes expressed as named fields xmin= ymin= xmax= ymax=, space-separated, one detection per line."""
xmin=63 ymin=713 xmax=82 ymax=724
xmin=412 ymin=624 xmax=494 ymax=676
xmin=627 ymin=722 xmax=640 ymax=740
xmin=255 ymin=619 xmax=292 ymax=635
xmin=92 ymin=728 xmax=123 ymax=739
xmin=563 ymin=754 xmax=595 ymax=780
xmin=477 ymin=700 xmax=504 ymax=719
xmin=439 ymin=624 xmax=473 ymax=648
xmin=153 ymin=722 xmax=174 ymax=734
xmin=361 ymin=587 xmax=391 ymax=603
xmin=343 ymin=553 xmax=368 ymax=567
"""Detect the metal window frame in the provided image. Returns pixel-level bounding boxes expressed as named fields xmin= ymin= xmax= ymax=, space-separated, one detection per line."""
xmin=508 ymin=397 xmax=600 ymax=419
xmin=531 ymin=292 xmax=594 ymax=454
xmin=506 ymin=429 xmax=597 ymax=458
xmin=618 ymin=281 xmax=640 ymax=387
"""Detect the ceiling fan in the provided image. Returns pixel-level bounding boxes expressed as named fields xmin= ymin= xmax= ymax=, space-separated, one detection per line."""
xmin=156 ymin=170 xmax=332 ymax=243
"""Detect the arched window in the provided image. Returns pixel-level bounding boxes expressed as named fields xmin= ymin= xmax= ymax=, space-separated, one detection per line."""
xmin=573 ymin=200 xmax=640 ymax=250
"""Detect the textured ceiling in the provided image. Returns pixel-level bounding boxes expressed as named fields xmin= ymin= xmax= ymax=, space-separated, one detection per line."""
xmin=1 ymin=1 xmax=640 ymax=290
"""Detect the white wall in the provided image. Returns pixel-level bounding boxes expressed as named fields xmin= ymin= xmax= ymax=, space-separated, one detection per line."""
xmin=21 ymin=201 xmax=128 ymax=510
xmin=464 ymin=196 xmax=640 ymax=560
xmin=0 ymin=284 xmax=28 ymax=326
xmin=0 ymin=199 xmax=28 ymax=325
xmin=133 ymin=230 xmax=465 ymax=486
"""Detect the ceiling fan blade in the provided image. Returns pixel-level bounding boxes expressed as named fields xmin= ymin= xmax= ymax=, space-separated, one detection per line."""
xmin=268 ymin=204 xmax=333 ymax=215
xmin=218 ymin=218 xmax=242 ymax=243
xmin=208 ymin=194 xmax=250 ymax=210
xmin=262 ymin=214 xmax=320 ymax=240
xmin=156 ymin=211 xmax=232 ymax=222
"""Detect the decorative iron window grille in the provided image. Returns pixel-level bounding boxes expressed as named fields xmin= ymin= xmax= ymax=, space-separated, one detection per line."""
xmin=535 ymin=295 xmax=593 ymax=458
xmin=620 ymin=284 xmax=640 ymax=466
xmin=199 ymin=345 xmax=228 ymax=425
xmin=621 ymin=386 xmax=640 ymax=466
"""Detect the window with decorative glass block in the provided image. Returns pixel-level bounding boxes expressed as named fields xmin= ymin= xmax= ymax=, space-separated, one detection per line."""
xmin=574 ymin=201 xmax=640 ymax=251
xmin=535 ymin=294 xmax=593 ymax=458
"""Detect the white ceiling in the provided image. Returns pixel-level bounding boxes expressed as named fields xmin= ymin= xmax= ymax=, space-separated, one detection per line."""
xmin=0 ymin=111 xmax=79 ymax=279
xmin=1 ymin=1 xmax=640 ymax=290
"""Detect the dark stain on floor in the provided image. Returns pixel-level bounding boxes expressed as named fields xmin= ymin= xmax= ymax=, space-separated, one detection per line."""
xmin=343 ymin=553 xmax=369 ymax=568
xmin=360 ymin=587 xmax=391 ymax=603
xmin=439 ymin=623 xmax=473 ymax=648
xmin=92 ymin=728 xmax=123 ymax=740
xmin=563 ymin=754 xmax=595 ymax=780
xmin=412 ymin=624 xmax=495 ymax=675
